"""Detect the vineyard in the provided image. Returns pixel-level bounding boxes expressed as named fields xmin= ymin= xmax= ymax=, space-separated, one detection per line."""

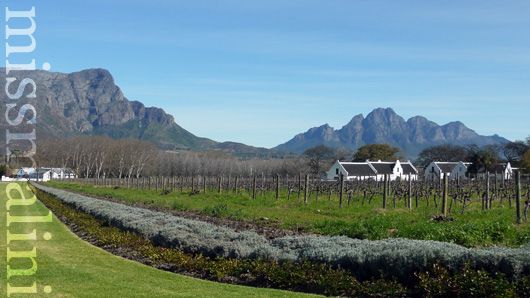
xmin=33 ymin=176 xmax=530 ymax=296
xmin=45 ymin=172 xmax=530 ymax=247
xmin=61 ymin=173 xmax=529 ymax=217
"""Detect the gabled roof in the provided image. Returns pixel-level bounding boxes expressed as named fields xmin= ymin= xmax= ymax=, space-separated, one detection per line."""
xmin=39 ymin=167 xmax=76 ymax=174
xmin=436 ymin=162 xmax=459 ymax=173
xmin=369 ymin=162 xmax=395 ymax=175
xmin=338 ymin=160 xmax=418 ymax=176
xmin=432 ymin=162 xmax=471 ymax=173
xmin=340 ymin=162 xmax=377 ymax=176
xmin=401 ymin=163 xmax=418 ymax=175
xmin=28 ymin=169 xmax=50 ymax=179
xmin=477 ymin=163 xmax=512 ymax=174
xmin=492 ymin=164 xmax=505 ymax=173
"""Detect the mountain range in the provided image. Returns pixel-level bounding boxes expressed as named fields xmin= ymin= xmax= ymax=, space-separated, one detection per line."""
xmin=274 ymin=108 xmax=508 ymax=157
xmin=0 ymin=68 xmax=273 ymax=158
xmin=1 ymin=68 xmax=509 ymax=159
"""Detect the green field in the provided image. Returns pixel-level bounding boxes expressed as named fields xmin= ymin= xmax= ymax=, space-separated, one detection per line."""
xmin=45 ymin=181 xmax=530 ymax=248
xmin=0 ymin=182 xmax=313 ymax=297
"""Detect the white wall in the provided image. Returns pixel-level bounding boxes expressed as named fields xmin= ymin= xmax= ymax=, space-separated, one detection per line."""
xmin=325 ymin=161 xmax=348 ymax=181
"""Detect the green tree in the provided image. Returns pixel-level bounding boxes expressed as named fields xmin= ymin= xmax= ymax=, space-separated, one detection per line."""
xmin=352 ymin=144 xmax=401 ymax=161
xmin=503 ymin=141 xmax=528 ymax=164
xmin=0 ymin=164 xmax=8 ymax=177
xmin=303 ymin=145 xmax=334 ymax=175
xmin=416 ymin=144 xmax=469 ymax=167
xmin=466 ymin=145 xmax=499 ymax=174
xmin=522 ymin=150 xmax=530 ymax=173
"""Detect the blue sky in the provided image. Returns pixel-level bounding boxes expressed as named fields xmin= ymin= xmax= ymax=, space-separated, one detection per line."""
xmin=5 ymin=0 xmax=530 ymax=148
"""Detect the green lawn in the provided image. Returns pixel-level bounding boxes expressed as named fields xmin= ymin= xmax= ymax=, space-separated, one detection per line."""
xmin=45 ymin=180 xmax=530 ymax=248
xmin=0 ymin=182 xmax=313 ymax=297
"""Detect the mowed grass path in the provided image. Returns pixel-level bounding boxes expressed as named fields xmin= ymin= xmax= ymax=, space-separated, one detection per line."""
xmin=46 ymin=181 xmax=530 ymax=248
xmin=1 ymin=182 xmax=313 ymax=297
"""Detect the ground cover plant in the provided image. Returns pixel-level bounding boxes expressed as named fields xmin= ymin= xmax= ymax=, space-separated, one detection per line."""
xmin=31 ymin=183 xmax=530 ymax=297
xmin=33 ymin=183 xmax=530 ymax=280
xmin=0 ymin=182 xmax=305 ymax=298
xmin=46 ymin=180 xmax=530 ymax=248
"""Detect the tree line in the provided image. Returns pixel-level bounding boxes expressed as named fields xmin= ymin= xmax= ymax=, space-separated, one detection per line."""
xmin=23 ymin=136 xmax=308 ymax=178
xmin=1 ymin=135 xmax=528 ymax=179
xmin=302 ymin=139 xmax=530 ymax=176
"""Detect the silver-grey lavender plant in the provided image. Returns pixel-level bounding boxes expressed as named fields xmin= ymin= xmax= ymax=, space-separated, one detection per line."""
xmin=32 ymin=183 xmax=530 ymax=281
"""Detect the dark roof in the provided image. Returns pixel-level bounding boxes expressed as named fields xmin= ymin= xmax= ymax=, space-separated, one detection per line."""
xmin=342 ymin=163 xmax=377 ymax=176
xmin=477 ymin=164 xmax=507 ymax=174
xmin=370 ymin=163 xmax=395 ymax=175
xmin=401 ymin=163 xmax=417 ymax=175
xmin=29 ymin=171 xmax=48 ymax=178
xmin=494 ymin=164 xmax=506 ymax=173
xmin=435 ymin=162 xmax=459 ymax=173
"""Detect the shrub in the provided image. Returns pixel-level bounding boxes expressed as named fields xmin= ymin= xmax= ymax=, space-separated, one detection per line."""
xmin=33 ymin=185 xmax=405 ymax=297
xmin=32 ymin=183 xmax=530 ymax=283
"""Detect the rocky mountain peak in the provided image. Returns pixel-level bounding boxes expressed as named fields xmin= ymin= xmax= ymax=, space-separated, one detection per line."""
xmin=0 ymin=68 xmax=213 ymax=150
xmin=274 ymin=108 xmax=508 ymax=158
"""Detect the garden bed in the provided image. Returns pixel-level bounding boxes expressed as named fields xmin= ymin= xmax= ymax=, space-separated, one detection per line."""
xmin=32 ymin=183 xmax=530 ymax=281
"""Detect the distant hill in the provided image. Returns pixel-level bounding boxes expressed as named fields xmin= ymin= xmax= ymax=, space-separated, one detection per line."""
xmin=0 ymin=68 xmax=274 ymax=158
xmin=274 ymin=108 xmax=509 ymax=158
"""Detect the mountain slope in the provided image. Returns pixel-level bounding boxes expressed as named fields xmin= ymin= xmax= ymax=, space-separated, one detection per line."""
xmin=0 ymin=68 xmax=271 ymax=156
xmin=274 ymin=108 xmax=508 ymax=158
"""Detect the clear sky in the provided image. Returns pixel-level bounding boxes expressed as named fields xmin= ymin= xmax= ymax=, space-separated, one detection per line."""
xmin=5 ymin=0 xmax=530 ymax=148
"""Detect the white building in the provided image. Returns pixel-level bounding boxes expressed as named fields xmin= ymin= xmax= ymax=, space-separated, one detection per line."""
xmin=477 ymin=162 xmax=515 ymax=180
xmin=47 ymin=168 xmax=77 ymax=179
xmin=326 ymin=161 xmax=378 ymax=181
xmin=424 ymin=161 xmax=471 ymax=181
xmin=29 ymin=168 xmax=52 ymax=181
xmin=369 ymin=160 xmax=419 ymax=181
xmin=4 ymin=167 xmax=77 ymax=182
xmin=16 ymin=167 xmax=36 ymax=178
xmin=325 ymin=160 xmax=418 ymax=181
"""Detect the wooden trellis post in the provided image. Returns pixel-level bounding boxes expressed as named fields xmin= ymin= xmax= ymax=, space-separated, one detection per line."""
xmin=442 ymin=173 xmax=448 ymax=217
xmin=304 ymin=174 xmax=309 ymax=204
xmin=315 ymin=179 xmax=319 ymax=202
xmin=383 ymin=174 xmax=388 ymax=209
xmin=494 ymin=172 xmax=498 ymax=199
xmin=285 ymin=174 xmax=289 ymax=198
xmin=275 ymin=174 xmax=280 ymax=200
xmin=252 ymin=175 xmax=257 ymax=199
xmin=407 ymin=174 xmax=412 ymax=209
xmin=516 ymin=171 xmax=522 ymax=224
xmin=298 ymin=172 xmax=302 ymax=200
xmin=260 ymin=173 xmax=265 ymax=196
xmin=392 ymin=179 xmax=396 ymax=208
xmin=486 ymin=172 xmax=491 ymax=209
xmin=339 ymin=173 xmax=344 ymax=208
xmin=180 ymin=176 xmax=184 ymax=193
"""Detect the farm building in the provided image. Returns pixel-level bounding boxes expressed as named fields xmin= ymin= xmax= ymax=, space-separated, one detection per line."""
xmin=47 ymin=167 xmax=77 ymax=179
xmin=16 ymin=167 xmax=36 ymax=178
xmin=476 ymin=162 xmax=515 ymax=180
xmin=29 ymin=168 xmax=53 ymax=181
xmin=325 ymin=160 xmax=418 ymax=181
xmin=369 ymin=160 xmax=419 ymax=181
xmin=4 ymin=167 xmax=77 ymax=182
xmin=424 ymin=161 xmax=471 ymax=181
xmin=326 ymin=161 xmax=377 ymax=181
